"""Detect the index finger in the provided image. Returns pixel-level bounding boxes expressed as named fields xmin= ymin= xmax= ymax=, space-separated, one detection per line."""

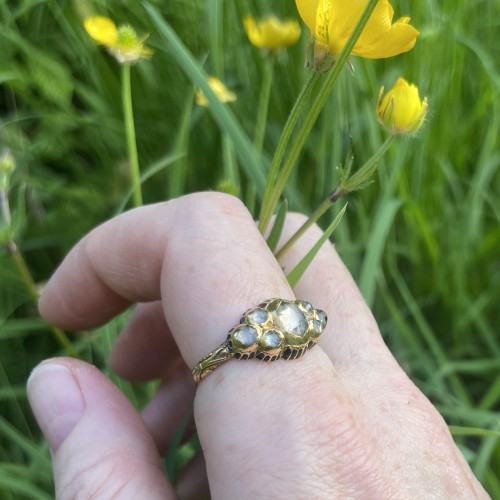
xmin=39 ymin=202 xmax=174 ymax=330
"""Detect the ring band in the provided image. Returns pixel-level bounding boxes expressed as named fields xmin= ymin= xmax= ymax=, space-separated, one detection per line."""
xmin=192 ymin=298 xmax=327 ymax=385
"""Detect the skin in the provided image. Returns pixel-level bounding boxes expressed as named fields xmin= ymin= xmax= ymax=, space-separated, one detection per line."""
xmin=27 ymin=192 xmax=488 ymax=499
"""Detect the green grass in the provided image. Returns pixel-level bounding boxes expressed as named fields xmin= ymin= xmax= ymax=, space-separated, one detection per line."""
xmin=1 ymin=0 xmax=499 ymax=497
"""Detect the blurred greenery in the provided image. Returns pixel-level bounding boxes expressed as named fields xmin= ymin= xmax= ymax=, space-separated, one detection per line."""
xmin=0 ymin=0 xmax=499 ymax=497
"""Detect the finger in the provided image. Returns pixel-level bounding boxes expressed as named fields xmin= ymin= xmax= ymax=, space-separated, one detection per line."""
xmin=175 ymin=452 xmax=210 ymax=500
xmin=39 ymin=202 xmax=173 ymax=330
xmin=27 ymin=358 xmax=173 ymax=499
xmin=141 ymin=359 xmax=195 ymax=454
xmin=277 ymin=212 xmax=393 ymax=372
xmin=109 ymin=301 xmax=180 ymax=381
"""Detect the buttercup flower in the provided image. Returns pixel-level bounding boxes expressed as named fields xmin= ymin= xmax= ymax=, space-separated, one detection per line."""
xmin=377 ymin=78 xmax=428 ymax=135
xmin=243 ymin=15 xmax=301 ymax=50
xmin=84 ymin=16 xmax=152 ymax=63
xmin=295 ymin=0 xmax=419 ymax=64
xmin=195 ymin=77 xmax=237 ymax=107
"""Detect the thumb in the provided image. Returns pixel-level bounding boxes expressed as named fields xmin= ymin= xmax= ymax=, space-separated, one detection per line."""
xmin=27 ymin=358 xmax=173 ymax=499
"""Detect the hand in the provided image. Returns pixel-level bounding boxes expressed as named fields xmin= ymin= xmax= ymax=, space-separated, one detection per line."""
xmin=28 ymin=192 xmax=487 ymax=499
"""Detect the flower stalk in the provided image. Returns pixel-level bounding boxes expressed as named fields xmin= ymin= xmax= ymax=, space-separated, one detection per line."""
xmin=84 ymin=16 xmax=152 ymax=208
xmin=258 ymin=69 xmax=320 ymax=233
xmin=259 ymin=0 xmax=380 ymax=235
xmin=122 ymin=63 xmax=143 ymax=207
xmin=253 ymin=58 xmax=274 ymax=155
xmin=246 ymin=58 xmax=275 ymax=213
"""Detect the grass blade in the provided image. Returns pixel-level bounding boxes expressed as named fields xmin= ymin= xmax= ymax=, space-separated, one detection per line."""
xmin=287 ymin=203 xmax=347 ymax=288
xmin=266 ymin=199 xmax=288 ymax=253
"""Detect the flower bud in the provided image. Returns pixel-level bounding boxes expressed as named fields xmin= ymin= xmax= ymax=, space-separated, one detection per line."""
xmin=377 ymin=78 xmax=428 ymax=135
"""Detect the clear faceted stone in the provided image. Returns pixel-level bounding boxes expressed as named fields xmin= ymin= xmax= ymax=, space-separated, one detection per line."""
xmin=247 ymin=308 xmax=269 ymax=325
xmin=316 ymin=310 xmax=327 ymax=325
xmin=262 ymin=330 xmax=281 ymax=348
xmin=233 ymin=325 xmax=258 ymax=347
xmin=300 ymin=301 xmax=313 ymax=312
xmin=274 ymin=303 xmax=308 ymax=336
xmin=313 ymin=319 xmax=325 ymax=333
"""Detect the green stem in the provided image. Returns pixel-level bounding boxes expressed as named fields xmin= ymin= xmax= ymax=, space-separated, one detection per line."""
xmin=258 ymin=70 xmax=320 ymax=233
xmin=222 ymin=133 xmax=239 ymax=189
xmin=247 ymin=58 xmax=274 ymax=215
xmin=9 ymin=244 xmax=38 ymax=303
xmin=9 ymin=241 xmax=77 ymax=356
xmin=122 ymin=63 xmax=143 ymax=207
xmin=275 ymin=134 xmax=395 ymax=260
xmin=258 ymin=0 xmax=380 ymax=235
xmin=253 ymin=58 xmax=274 ymax=155
xmin=275 ymin=196 xmax=333 ymax=260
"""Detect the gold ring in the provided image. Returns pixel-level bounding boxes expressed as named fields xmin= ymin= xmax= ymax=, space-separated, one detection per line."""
xmin=192 ymin=298 xmax=327 ymax=385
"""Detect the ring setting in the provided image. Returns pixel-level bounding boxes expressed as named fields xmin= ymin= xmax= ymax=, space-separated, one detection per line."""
xmin=192 ymin=298 xmax=327 ymax=385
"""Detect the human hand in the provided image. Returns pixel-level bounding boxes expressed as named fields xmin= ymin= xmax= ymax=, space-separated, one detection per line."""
xmin=28 ymin=193 xmax=487 ymax=499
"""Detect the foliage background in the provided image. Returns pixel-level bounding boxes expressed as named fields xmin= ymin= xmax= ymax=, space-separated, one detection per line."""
xmin=0 ymin=0 xmax=499 ymax=497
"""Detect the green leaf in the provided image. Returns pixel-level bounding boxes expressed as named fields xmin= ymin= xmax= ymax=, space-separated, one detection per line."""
xmin=287 ymin=204 xmax=347 ymax=288
xmin=449 ymin=425 xmax=500 ymax=438
xmin=358 ymin=198 xmax=402 ymax=306
xmin=266 ymin=199 xmax=288 ymax=253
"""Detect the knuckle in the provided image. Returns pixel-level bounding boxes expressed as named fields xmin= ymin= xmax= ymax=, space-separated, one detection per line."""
xmin=180 ymin=191 xmax=248 ymax=223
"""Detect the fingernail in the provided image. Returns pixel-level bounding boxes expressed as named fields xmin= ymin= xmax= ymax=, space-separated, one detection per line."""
xmin=27 ymin=362 xmax=85 ymax=452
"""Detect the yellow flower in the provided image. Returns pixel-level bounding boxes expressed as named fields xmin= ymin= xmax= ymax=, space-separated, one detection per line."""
xmin=295 ymin=0 xmax=419 ymax=63
xmin=377 ymin=78 xmax=428 ymax=135
xmin=84 ymin=16 xmax=153 ymax=63
xmin=195 ymin=77 xmax=237 ymax=107
xmin=243 ymin=15 xmax=301 ymax=50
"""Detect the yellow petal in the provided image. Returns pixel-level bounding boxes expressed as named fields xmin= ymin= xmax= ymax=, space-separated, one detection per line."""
xmin=295 ymin=0 xmax=320 ymax=33
xmin=84 ymin=16 xmax=118 ymax=47
xmin=328 ymin=0 xmax=391 ymax=53
xmin=353 ymin=18 xmax=419 ymax=58
xmin=324 ymin=0 xmax=367 ymax=54
xmin=387 ymin=2 xmax=394 ymax=22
